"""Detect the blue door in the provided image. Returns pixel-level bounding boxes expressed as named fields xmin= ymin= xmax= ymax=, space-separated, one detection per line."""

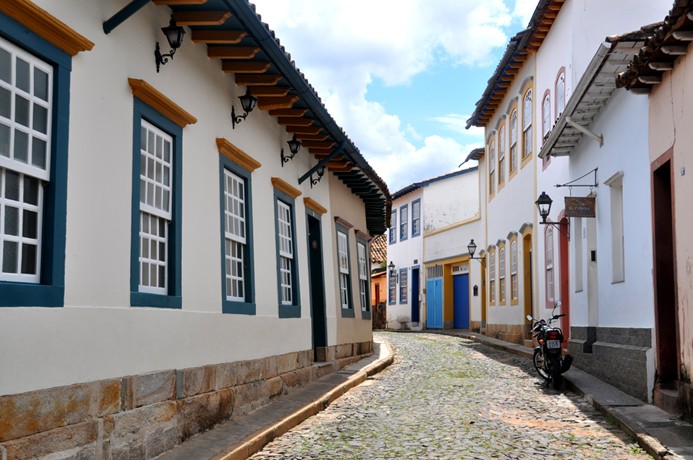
xmin=426 ymin=278 xmax=443 ymax=329
xmin=453 ymin=274 xmax=470 ymax=329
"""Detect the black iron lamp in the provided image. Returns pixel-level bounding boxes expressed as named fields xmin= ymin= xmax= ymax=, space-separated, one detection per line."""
xmin=310 ymin=165 xmax=325 ymax=188
xmin=231 ymin=89 xmax=258 ymax=129
xmin=535 ymin=191 xmax=553 ymax=224
xmin=388 ymin=261 xmax=396 ymax=277
xmin=468 ymin=239 xmax=483 ymax=261
xmin=535 ymin=191 xmax=569 ymax=239
xmin=281 ymin=134 xmax=302 ymax=165
xmin=155 ymin=16 xmax=185 ymax=73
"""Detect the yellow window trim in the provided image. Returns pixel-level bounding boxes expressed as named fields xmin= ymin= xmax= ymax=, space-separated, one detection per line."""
xmin=217 ymin=138 xmax=261 ymax=172
xmin=271 ymin=177 xmax=302 ymax=199
xmin=509 ymin=234 xmax=519 ymax=305
xmin=520 ymin=153 xmax=533 ymax=169
xmin=129 ymin=79 xmax=197 ymax=128
xmin=0 ymin=1 xmax=94 ymax=56
xmin=303 ymin=197 xmax=327 ymax=215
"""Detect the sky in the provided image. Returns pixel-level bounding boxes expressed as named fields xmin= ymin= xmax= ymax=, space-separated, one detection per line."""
xmin=250 ymin=0 xmax=540 ymax=193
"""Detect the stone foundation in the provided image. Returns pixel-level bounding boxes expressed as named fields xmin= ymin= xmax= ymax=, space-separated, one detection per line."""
xmin=0 ymin=341 xmax=372 ymax=459
xmin=568 ymin=327 xmax=651 ymax=402
xmin=679 ymin=381 xmax=693 ymax=422
xmin=483 ymin=323 xmax=527 ymax=345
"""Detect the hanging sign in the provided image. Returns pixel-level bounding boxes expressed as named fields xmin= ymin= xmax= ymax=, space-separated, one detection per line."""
xmin=565 ymin=196 xmax=595 ymax=218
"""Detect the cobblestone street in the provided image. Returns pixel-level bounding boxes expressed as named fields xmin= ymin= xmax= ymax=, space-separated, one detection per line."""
xmin=250 ymin=332 xmax=650 ymax=459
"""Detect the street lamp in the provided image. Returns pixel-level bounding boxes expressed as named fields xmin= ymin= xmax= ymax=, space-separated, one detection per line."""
xmin=231 ymin=89 xmax=258 ymax=129
xmin=535 ymin=191 xmax=553 ymax=224
xmin=468 ymin=239 xmax=483 ymax=261
xmin=155 ymin=16 xmax=186 ymax=73
xmin=388 ymin=261 xmax=396 ymax=277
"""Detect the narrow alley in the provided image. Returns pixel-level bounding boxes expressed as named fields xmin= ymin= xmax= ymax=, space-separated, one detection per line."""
xmin=249 ymin=332 xmax=648 ymax=459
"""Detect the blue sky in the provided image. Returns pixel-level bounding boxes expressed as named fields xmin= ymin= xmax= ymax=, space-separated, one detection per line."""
xmin=251 ymin=0 xmax=539 ymax=192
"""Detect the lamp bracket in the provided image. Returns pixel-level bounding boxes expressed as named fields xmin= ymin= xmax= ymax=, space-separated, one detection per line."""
xmin=231 ymin=105 xmax=249 ymax=129
xmin=299 ymin=141 xmax=346 ymax=184
xmin=155 ymin=42 xmax=176 ymax=73
xmin=280 ymin=148 xmax=296 ymax=165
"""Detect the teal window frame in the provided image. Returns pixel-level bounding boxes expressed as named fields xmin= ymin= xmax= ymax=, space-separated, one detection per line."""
xmin=388 ymin=209 xmax=396 ymax=244
xmin=219 ymin=156 xmax=255 ymax=314
xmin=130 ymin=99 xmax=182 ymax=309
xmin=411 ymin=199 xmax=421 ymax=237
xmin=399 ymin=268 xmax=408 ymax=304
xmin=0 ymin=14 xmax=70 ymax=307
xmin=274 ymin=189 xmax=300 ymax=318
xmin=336 ymin=222 xmax=354 ymax=318
xmin=356 ymin=236 xmax=371 ymax=320
xmin=399 ymin=204 xmax=408 ymax=241
xmin=388 ymin=270 xmax=396 ymax=305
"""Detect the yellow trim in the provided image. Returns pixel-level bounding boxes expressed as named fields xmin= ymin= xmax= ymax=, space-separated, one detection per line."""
xmin=271 ymin=177 xmax=302 ymax=199
xmin=498 ymin=241 xmax=507 ymax=305
xmin=497 ymin=120 xmax=507 ymax=189
xmin=423 ymin=215 xmax=480 ymax=237
xmin=509 ymin=234 xmax=519 ymax=305
xmin=0 ymin=1 xmax=94 ymax=56
xmin=520 ymin=85 xmax=534 ymax=169
xmin=507 ymin=104 xmax=519 ymax=178
xmin=488 ymin=246 xmax=496 ymax=306
xmin=216 ymin=138 xmax=261 ymax=172
xmin=303 ymin=197 xmax=327 ymax=215
xmin=129 ymin=79 xmax=197 ymax=128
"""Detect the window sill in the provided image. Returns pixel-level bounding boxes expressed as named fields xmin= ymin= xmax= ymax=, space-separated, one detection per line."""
xmin=341 ymin=307 xmax=355 ymax=318
xmin=0 ymin=282 xmax=64 ymax=307
xmin=361 ymin=310 xmax=372 ymax=320
xmin=279 ymin=304 xmax=301 ymax=318
xmin=131 ymin=292 xmax=182 ymax=309
xmin=223 ymin=301 xmax=256 ymax=315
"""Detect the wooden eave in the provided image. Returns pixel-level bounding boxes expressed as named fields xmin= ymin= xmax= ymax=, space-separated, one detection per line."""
xmin=148 ymin=0 xmax=390 ymax=234
xmin=617 ymin=3 xmax=693 ymax=94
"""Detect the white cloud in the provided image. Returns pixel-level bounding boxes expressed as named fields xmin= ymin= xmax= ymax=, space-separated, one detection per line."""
xmin=513 ymin=0 xmax=540 ymax=28
xmin=251 ymin=0 xmax=520 ymax=190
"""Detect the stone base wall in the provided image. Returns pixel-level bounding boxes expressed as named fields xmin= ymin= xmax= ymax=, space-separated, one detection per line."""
xmin=0 ymin=341 xmax=372 ymax=459
xmin=483 ymin=323 xmax=526 ymax=345
xmin=679 ymin=381 xmax=693 ymax=422
xmin=568 ymin=327 xmax=651 ymax=401
xmin=470 ymin=321 xmax=482 ymax=333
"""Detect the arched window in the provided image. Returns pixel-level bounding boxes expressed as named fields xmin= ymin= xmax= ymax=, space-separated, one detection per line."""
xmin=542 ymin=92 xmax=551 ymax=140
xmin=509 ymin=110 xmax=518 ymax=173
xmin=499 ymin=243 xmax=506 ymax=304
xmin=488 ymin=137 xmax=496 ymax=196
xmin=510 ymin=239 xmax=518 ymax=302
xmin=556 ymin=71 xmax=566 ymax=117
xmin=522 ymin=89 xmax=532 ymax=159
xmin=545 ymin=226 xmax=555 ymax=304
xmin=489 ymin=247 xmax=496 ymax=305
xmin=498 ymin=124 xmax=506 ymax=186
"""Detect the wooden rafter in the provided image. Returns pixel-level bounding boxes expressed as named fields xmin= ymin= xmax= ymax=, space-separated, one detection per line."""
xmin=300 ymin=140 xmax=335 ymax=149
xmin=287 ymin=125 xmax=323 ymax=135
xmin=269 ymin=108 xmax=308 ymax=117
xmin=234 ymin=74 xmax=282 ymax=86
xmin=293 ymin=133 xmax=329 ymax=141
xmin=191 ymin=30 xmax=246 ymax=44
xmin=257 ymin=95 xmax=299 ymax=110
xmin=277 ymin=117 xmax=314 ymax=126
xmin=249 ymin=87 xmax=289 ymax=97
xmin=207 ymin=46 xmax=260 ymax=59
xmin=222 ymin=61 xmax=271 ymax=73
xmin=173 ymin=10 xmax=231 ymax=26
xmin=309 ymin=148 xmax=335 ymax=155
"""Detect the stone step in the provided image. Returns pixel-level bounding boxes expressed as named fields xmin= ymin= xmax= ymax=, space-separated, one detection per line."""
xmin=654 ymin=387 xmax=679 ymax=415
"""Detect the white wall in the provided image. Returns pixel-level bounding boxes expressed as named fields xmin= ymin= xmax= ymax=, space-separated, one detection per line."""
xmin=0 ymin=0 xmax=372 ymax=395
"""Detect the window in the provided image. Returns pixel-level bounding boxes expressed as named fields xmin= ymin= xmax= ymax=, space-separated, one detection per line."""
xmin=399 ymin=204 xmax=408 ymax=241
xmin=336 ymin=228 xmax=353 ymax=313
xmin=131 ymin=101 xmax=183 ymax=308
xmin=0 ymin=29 xmax=69 ymax=307
xmin=411 ymin=199 xmax=421 ymax=237
xmin=499 ymin=243 xmax=506 ymax=304
xmin=489 ymin=247 xmax=496 ymax=305
xmin=607 ymin=173 xmax=625 ymax=283
xmin=220 ymin=157 xmax=255 ymax=314
xmin=556 ymin=71 xmax=565 ymax=118
xmin=522 ymin=90 xmax=532 ymax=160
xmin=488 ymin=137 xmax=495 ymax=196
xmin=399 ymin=268 xmax=408 ymax=303
xmin=389 ymin=210 xmax=396 ymax=244
xmin=498 ymin=124 xmax=506 ymax=186
xmin=542 ymin=92 xmax=551 ymax=141
xmin=388 ymin=269 xmax=396 ymax=304
xmin=545 ymin=226 xmax=555 ymax=304
xmin=509 ymin=110 xmax=518 ymax=174
xmin=357 ymin=239 xmax=370 ymax=314
xmin=277 ymin=200 xmax=297 ymax=309
xmin=510 ymin=238 xmax=518 ymax=303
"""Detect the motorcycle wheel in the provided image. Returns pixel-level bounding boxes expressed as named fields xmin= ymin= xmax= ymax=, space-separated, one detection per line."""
xmin=549 ymin=354 xmax=563 ymax=390
xmin=533 ymin=349 xmax=550 ymax=380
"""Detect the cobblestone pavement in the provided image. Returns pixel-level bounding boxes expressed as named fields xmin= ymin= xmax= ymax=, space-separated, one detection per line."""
xmin=249 ymin=332 xmax=651 ymax=459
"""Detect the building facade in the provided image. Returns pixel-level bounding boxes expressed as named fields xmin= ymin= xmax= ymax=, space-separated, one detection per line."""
xmin=0 ymin=1 xmax=389 ymax=457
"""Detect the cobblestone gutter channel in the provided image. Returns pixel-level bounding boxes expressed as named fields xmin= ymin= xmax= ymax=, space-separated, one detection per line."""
xmin=249 ymin=332 xmax=650 ymax=460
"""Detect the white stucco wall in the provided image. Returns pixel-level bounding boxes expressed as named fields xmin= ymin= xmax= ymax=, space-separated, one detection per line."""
xmin=0 ymin=0 xmax=375 ymax=395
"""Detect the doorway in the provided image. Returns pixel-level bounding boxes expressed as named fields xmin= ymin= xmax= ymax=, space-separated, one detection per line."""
xmin=453 ymin=273 xmax=470 ymax=329
xmin=559 ymin=216 xmax=570 ymax=343
xmin=411 ymin=267 xmax=420 ymax=324
xmin=652 ymin=158 xmax=679 ymax=387
xmin=307 ymin=213 xmax=327 ymax=361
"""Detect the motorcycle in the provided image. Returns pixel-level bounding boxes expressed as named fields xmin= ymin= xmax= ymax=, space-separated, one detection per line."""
xmin=527 ymin=301 xmax=573 ymax=389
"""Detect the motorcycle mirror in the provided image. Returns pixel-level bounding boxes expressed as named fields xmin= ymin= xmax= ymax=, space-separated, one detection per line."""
xmin=526 ymin=315 xmax=533 ymax=321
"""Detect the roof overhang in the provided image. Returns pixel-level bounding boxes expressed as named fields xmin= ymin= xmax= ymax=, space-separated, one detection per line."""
xmin=539 ymin=30 xmax=653 ymax=159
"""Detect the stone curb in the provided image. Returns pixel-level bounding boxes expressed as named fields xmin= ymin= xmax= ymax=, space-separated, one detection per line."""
xmin=217 ymin=341 xmax=394 ymax=460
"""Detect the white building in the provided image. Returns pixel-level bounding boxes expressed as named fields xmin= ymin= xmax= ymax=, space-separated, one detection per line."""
xmin=386 ymin=168 xmax=479 ymax=330
xmin=0 ymin=1 xmax=389 ymax=457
